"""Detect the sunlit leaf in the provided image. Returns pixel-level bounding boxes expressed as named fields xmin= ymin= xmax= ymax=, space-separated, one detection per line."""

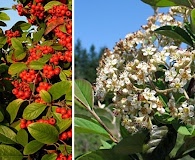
xmin=0 ymin=144 xmax=23 ymax=160
xmin=28 ymin=122 xmax=59 ymax=144
xmin=23 ymin=103 xmax=47 ymax=120
xmin=23 ymin=140 xmax=44 ymax=155
xmin=6 ymin=99 xmax=24 ymax=123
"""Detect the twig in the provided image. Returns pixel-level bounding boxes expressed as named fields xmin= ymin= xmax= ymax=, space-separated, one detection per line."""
xmin=75 ymin=95 xmax=119 ymax=143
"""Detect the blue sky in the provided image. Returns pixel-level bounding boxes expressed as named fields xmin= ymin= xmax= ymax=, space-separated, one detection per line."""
xmin=1 ymin=1 xmax=26 ymax=30
xmin=74 ymin=1 xmax=154 ymax=51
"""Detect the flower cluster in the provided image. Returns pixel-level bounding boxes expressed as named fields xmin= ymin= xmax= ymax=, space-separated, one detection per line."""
xmin=95 ymin=7 xmax=195 ymax=133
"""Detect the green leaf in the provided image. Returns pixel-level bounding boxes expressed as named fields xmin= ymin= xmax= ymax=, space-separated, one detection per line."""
xmin=191 ymin=9 xmax=195 ymax=33
xmin=0 ymin=21 xmax=6 ymax=26
xmin=59 ymin=24 xmax=66 ymax=33
xmin=57 ymin=118 xmax=72 ymax=133
xmin=75 ymin=79 xmax=94 ymax=109
xmin=75 ymin=117 xmax=109 ymax=138
xmin=173 ymin=120 xmax=192 ymax=135
xmin=44 ymin=1 xmax=62 ymax=11
xmin=13 ymin=50 xmax=26 ymax=61
xmin=40 ymin=90 xmax=52 ymax=103
xmin=11 ymin=38 xmax=24 ymax=52
xmin=6 ymin=99 xmax=24 ymax=123
xmin=0 ymin=36 xmax=7 ymax=48
xmin=0 ymin=111 xmax=4 ymax=122
xmin=0 ymin=12 xmax=10 ymax=21
xmin=0 ymin=144 xmax=23 ymax=160
xmin=23 ymin=103 xmax=47 ymax=120
xmin=155 ymin=25 xmax=193 ymax=46
xmin=16 ymin=129 xmax=28 ymax=147
xmin=76 ymin=149 xmax=130 ymax=160
xmin=0 ymin=125 xmax=17 ymax=144
xmin=41 ymin=153 xmax=58 ymax=160
xmin=23 ymin=140 xmax=44 ymax=155
xmin=0 ymin=64 xmax=8 ymax=74
xmin=141 ymin=0 xmax=191 ymax=8
xmin=120 ymin=123 xmax=130 ymax=139
xmin=8 ymin=62 xmax=27 ymax=75
xmin=28 ymin=122 xmax=59 ymax=144
xmin=48 ymin=81 xmax=72 ymax=100
xmin=29 ymin=61 xmax=45 ymax=70
xmin=33 ymin=27 xmax=45 ymax=42
xmin=113 ymin=131 xmax=147 ymax=155
xmin=20 ymin=22 xmax=31 ymax=30
xmin=38 ymin=54 xmax=52 ymax=63
xmin=154 ymin=112 xmax=174 ymax=124
xmin=169 ymin=133 xmax=185 ymax=158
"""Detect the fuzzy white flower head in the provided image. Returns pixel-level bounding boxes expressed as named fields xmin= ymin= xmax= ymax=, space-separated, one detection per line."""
xmin=142 ymin=88 xmax=156 ymax=101
xmin=165 ymin=67 xmax=177 ymax=82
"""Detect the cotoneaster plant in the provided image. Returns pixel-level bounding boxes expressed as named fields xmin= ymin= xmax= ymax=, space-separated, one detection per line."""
xmin=75 ymin=1 xmax=195 ymax=160
xmin=0 ymin=0 xmax=72 ymax=160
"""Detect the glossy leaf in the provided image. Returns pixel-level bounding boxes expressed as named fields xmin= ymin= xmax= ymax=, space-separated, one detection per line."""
xmin=0 ymin=110 xmax=4 ymax=122
xmin=57 ymin=118 xmax=72 ymax=133
xmin=76 ymin=149 xmax=130 ymax=160
xmin=13 ymin=50 xmax=26 ymax=61
xmin=0 ymin=36 xmax=7 ymax=48
xmin=11 ymin=38 xmax=24 ymax=52
xmin=16 ymin=129 xmax=28 ymax=147
xmin=6 ymin=99 xmax=24 ymax=123
xmin=75 ymin=117 xmax=109 ymax=138
xmin=0 ymin=125 xmax=17 ymax=144
xmin=40 ymin=90 xmax=52 ymax=103
xmin=23 ymin=103 xmax=47 ymax=120
xmin=23 ymin=140 xmax=44 ymax=155
xmin=0 ymin=21 xmax=6 ymax=26
xmin=20 ymin=22 xmax=31 ymax=30
xmin=155 ymin=25 xmax=193 ymax=46
xmin=41 ymin=153 xmax=58 ymax=160
xmin=8 ymin=62 xmax=27 ymax=75
xmin=29 ymin=61 xmax=45 ymax=70
xmin=0 ymin=144 xmax=23 ymax=160
xmin=75 ymin=79 xmax=94 ymax=109
xmin=141 ymin=0 xmax=191 ymax=8
xmin=44 ymin=1 xmax=62 ymax=11
xmin=173 ymin=120 xmax=193 ymax=135
xmin=0 ymin=12 xmax=10 ymax=20
xmin=191 ymin=9 xmax=195 ymax=33
xmin=28 ymin=122 xmax=59 ymax=144
xmin=48 ymin=81 xmax=71 ymax=100
xmin=33 ymin=27 xmax=45 ymax=42
xmin=113 ymin=131 xmax=148 ymax=155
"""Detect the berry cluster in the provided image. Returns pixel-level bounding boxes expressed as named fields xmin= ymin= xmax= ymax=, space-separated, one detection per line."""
xmin=56 ymin=107 xmax=72 ymax=119
xmin=27 ymin=45 xmax=54 ymax=64
xmin=19 ymin=69 xmax=41 ymax=83
xmin=12 ymin=81 xmax=32 ymax=99
xmin=5 ymin=30 xmax=20 ymax=45
xmin=30 ymin=3 xmax=45 ymax=20
xmin=56 ymin=153 xmax=72 ymax=160
xmin=49 ymin=51 xmax=72 ymax=65
xmin=43 ymin=65 xmax=61 ymax=79
xmin=20 ymin=117 xmax=56 ymax=129
xmin=59 ymin=128 xmax=72 ymax=141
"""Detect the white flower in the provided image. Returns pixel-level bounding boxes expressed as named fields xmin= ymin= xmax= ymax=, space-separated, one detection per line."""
xmin=142 ymin=88 xmax=156 ymax=101
xmin=165 ymin=67 xmax=177 ymax=82
xmin=142 ymin=45 xmax=157 ymax=56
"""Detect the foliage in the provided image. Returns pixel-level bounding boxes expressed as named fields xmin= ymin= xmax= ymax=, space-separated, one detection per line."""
xmin=75 ymin=1 xmax=195 ymax=160
xmin=0 ymin=0 xmax=72 ymax=160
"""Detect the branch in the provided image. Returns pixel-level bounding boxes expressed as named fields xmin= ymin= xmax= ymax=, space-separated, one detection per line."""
xmin=75 ymin=95 xmax=119 ymax=143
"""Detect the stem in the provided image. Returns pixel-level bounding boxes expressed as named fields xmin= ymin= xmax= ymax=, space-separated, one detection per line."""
xmin=75 ymin=95 xmax=119 ymax=143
